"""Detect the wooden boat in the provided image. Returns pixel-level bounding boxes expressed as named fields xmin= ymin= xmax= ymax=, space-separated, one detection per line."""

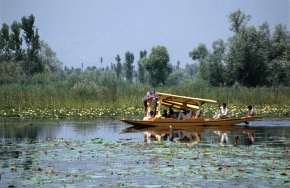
xmin=120 ymin=91 xmax=262 ymax=127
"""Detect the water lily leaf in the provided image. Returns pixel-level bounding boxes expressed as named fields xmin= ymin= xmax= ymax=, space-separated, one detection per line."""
xmin=103 ymin=140 xmax=113 ymax=147
xmin=266 ymin=176 xmax=276 ymax=179
xmin=285 ymin=166 xmax=290 ymax=170
xmin=1 ymin=119 xmax=290 ymax=187
xmin=236 ymin=168 xmax=244 ymax=171
xmin=91 ymin=138 xmax=103 ymax=144
xmin=203 ymin=153 xmax=211 ymax=157
xmin=88 ymin=175 xmax=107 ymax=178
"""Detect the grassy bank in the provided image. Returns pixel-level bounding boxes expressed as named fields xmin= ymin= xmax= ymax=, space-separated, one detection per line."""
xmin=0 ymin=82 xmax=289 ymax=118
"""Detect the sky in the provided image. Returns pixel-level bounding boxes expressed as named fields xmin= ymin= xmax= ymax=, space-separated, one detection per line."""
xmin=0 ymin=0 xmax=289 ymax=69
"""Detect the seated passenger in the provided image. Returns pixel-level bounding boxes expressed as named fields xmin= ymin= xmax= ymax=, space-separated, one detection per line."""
xmin=245 ymin=105 xmax=255 ymax=117
xmin=168 ymin=108 xmax=177 ymax=119
xmin=220 ymin=103 xmax=228 ymax=118
xmin=213 ymin=103 xmax=228 ymax=119
xmin=244 ymin=105 xmax=255 ymax=125
xmin=162 ymin=109 xmax=168 ymax=118
xmin=143 ymin=110 xmax=154 ymax=120
xmin=177 ymin=109 xmax=193 ymax=120
xmin=212 ymin=104 xmax=222 ymax=119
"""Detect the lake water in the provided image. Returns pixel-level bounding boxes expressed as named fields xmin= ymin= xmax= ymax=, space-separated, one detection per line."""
xmin=1 ymin=117 xmax=290 ymax=146
xmin=1 ymin=117 xmax=290 ymax=187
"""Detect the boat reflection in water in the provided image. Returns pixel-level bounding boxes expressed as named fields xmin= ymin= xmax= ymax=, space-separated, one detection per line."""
xmin=121 ymin=124 xmax=260 ymax=146
xmin=143 ymin=126 xmax=202 ymax=143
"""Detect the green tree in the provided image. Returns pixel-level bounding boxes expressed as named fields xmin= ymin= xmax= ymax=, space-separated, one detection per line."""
xmin=185 ymin=63 xmax=198 ymax=80
xmin=189 ymin=43 xmax=209 ymax=60
xmin=9 ymin=21 xmax=24 ymax=61
xmin=0 ymin=59 xmax=24 ymax=80
xmin=67 ymin=72 xmax=83 ymax=88
xmin=110 ymin=62 xmax=115 ymax=70
xmin=257 ymin=22 xmax=271 ymax=59
xmin=266 ymin=24 xmax=289 ymax=85
xmin=39 ymin=40 xmax=63 ymax=73
xmin=60 ymin=69 xmax=67 ymax=81
xmin=123 ymin=51 xmax=134 ymax=82
xmin=176 ymin=60 xmax=180 ymax=70
xmin=208 ymin=39 xmax=226 ymax=86
xmin=0 ymin=23 xmax=11 ymax=61
xmin=225 ymin=25 xmax=266 ymax=86
xmin=228 ymin=9 xmax=251 ymax=33
xmin=21 ymin=14 xmax=43 ymax=75
xmin=166 ymin=69 xmax=190 ymax=86
xmin=115 ymin=54 xmax=122 ymax=79
xmin=142 ymin=45 xmax=172 ymax=86
xmin=137 ymin=50 xmax=147 ymax=84
xmin=284 ymin=32 xmax=290 ymax=85
xmin=189 ymin=43 xmax=209 ymax=81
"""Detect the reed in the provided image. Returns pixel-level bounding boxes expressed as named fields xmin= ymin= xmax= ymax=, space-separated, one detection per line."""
xmin=0 ymin=82 xmax=289 ymax=111
xmin=159 ymin=85 xmax=290 ymax=106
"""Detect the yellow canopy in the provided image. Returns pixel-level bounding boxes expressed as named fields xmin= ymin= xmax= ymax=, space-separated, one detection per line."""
xmin=156 ymin=92 xmax=218 ymax=110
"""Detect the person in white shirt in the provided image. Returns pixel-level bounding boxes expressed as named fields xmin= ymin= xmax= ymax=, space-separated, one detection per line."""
xmin=213 ymin=103 xmax=228 ymax=119
xmin=220 ymin=103 xmax=228 ymax=118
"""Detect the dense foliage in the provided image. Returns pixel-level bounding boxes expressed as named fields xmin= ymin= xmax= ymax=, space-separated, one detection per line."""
xmin=0 ymin=14 xmax=63 ymax=80
xmin=0 ymin=11 xmax=290 ymax=118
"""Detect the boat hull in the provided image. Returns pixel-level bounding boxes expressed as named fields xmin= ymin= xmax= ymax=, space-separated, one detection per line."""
xmin=120 ymin=116 xmax=262 ymax=127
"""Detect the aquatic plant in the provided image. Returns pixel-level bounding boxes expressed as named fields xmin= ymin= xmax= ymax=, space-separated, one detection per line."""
xmin=0 ymin=103 xmax=289 ymax=119
xmin=0 ymin=82 xmax=289 ymax=118
xmin=0 ymin=136 xmax=289 ymax=187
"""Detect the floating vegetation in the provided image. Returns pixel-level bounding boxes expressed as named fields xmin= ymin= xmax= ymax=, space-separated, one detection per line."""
xmin=0 ymin=104 xmax=289 ymax=119
xmin=0 ymin=137 xmax=289 ymax=187
xmin=0 ymin=107 xmax=143 ymax=119
xmin=202 ymin=104 xmax=290 ymax=118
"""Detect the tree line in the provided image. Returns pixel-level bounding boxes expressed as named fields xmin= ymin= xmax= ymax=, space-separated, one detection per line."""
xmin=1 ymin=10 xmax=289 ymax=88
xmin=0 ymin=14 xmax=62 ymax=81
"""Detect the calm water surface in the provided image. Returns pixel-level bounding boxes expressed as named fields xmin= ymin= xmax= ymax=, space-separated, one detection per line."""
xmin=1 ymin=117 xmax=290 ymax=187
xmin=1 ymin=117 xmax=290 ymax=146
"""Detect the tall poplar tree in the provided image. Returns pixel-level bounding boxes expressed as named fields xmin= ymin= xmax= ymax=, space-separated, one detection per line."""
xmin=0 ymin=23 xmax=11 ymax=61
xmin=21 ymin=14 xmax=43 ymax=75
xmin=10 ymin=21 xmax=24 ymax=61
xmin=115 ymin=54 xmax=122 ymax=79
xmin=138 ymin=50 xmax=147 ymax=84
xmin=123 ymin=51 xmax=134 ymax=82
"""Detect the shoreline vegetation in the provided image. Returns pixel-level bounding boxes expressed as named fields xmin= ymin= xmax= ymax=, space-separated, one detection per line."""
xmin=1 ymin=12 xmax=289 ymax=119
xmin=0 ymin=82 xmax=289 ymax=119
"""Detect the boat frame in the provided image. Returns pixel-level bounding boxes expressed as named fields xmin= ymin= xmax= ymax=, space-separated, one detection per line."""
xmin=121 ymin=91 xmax=262 ymax=127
